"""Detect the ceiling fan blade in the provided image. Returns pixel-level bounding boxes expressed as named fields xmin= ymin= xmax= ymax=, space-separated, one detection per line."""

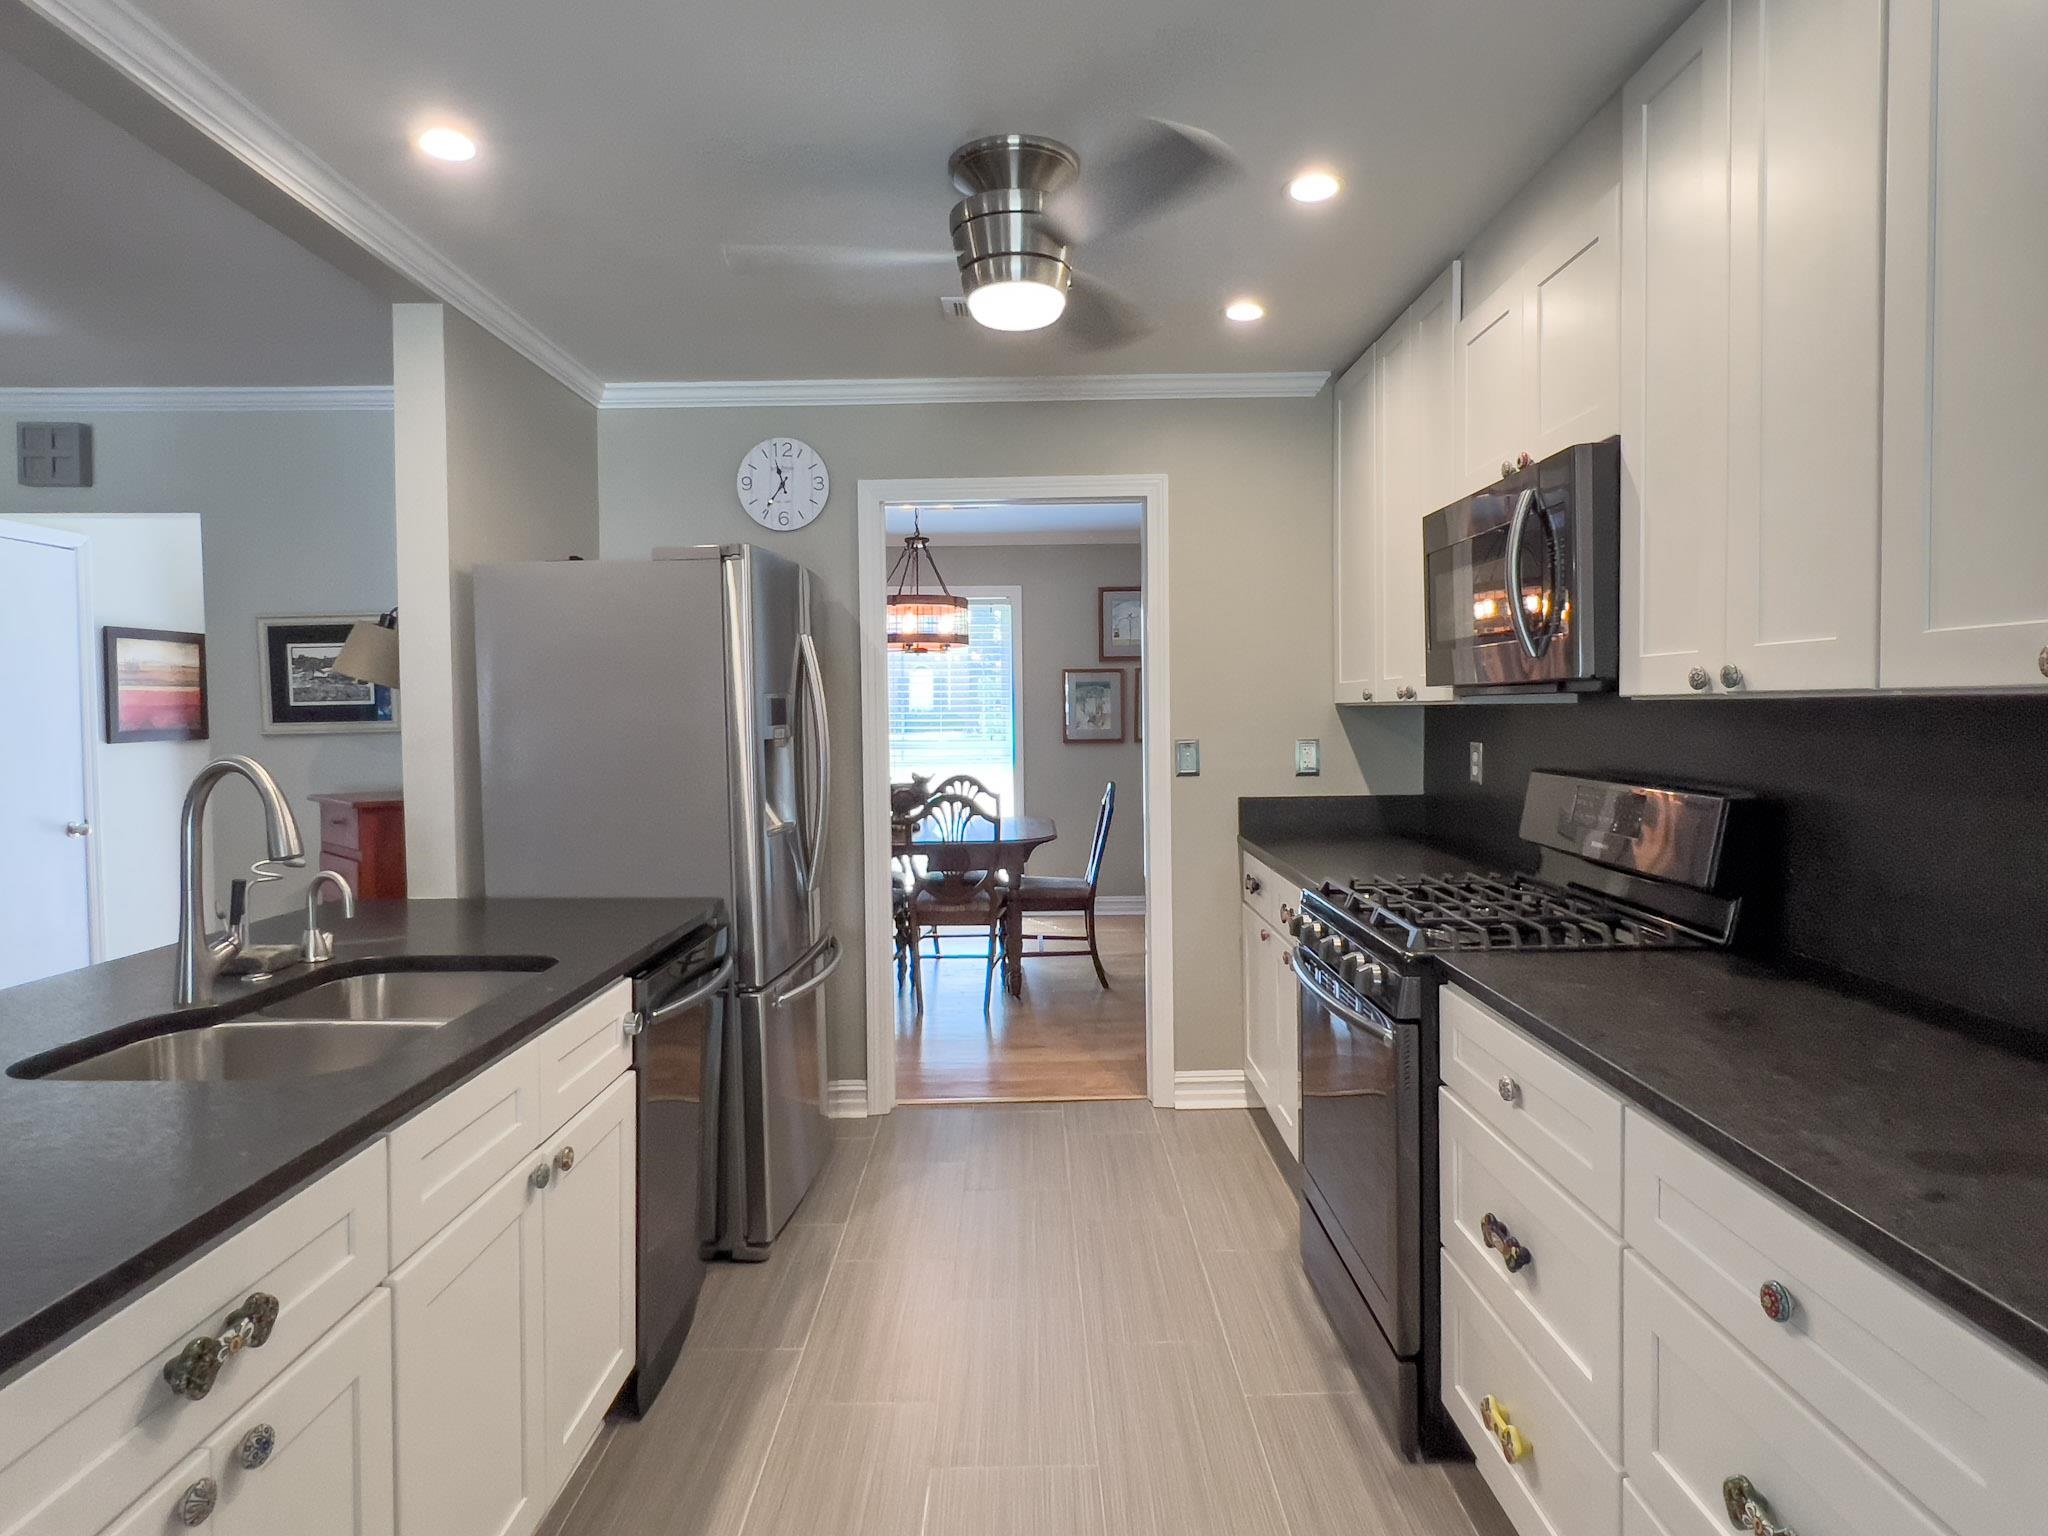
xmin=1044 ymin=118 xmax=1240 ymax=245
xmin=722 ymin=243 xmax=955 ymax=275
xmin=1062 ymin=272 xmax=1152 ymax=351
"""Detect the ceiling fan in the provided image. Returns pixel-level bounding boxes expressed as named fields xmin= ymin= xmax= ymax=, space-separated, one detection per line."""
xmin=722 ymin=120 xmax=1240 ymax=350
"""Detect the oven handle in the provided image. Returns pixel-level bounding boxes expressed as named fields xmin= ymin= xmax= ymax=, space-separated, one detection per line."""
xmin=1504 ymin=488 xmax=1544 ymax=661
xmin=1292 ymin=950 xmax=1397 ymax=1045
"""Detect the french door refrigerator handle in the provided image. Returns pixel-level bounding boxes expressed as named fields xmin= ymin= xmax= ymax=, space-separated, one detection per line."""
xmin=796 ymin=630 xmax=831 ymax=889
xmin=766 ymin=933 xmax=842 ymax=1007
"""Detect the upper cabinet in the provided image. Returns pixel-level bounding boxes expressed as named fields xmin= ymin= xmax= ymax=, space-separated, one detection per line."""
xmin=1334 ymin=262 xmax=1461 ymax=706
xmin=1621 ymin=0 xmax=1885 ymax=696
xmin=1879 ymin=0 xmax=2048 ymax=689
xmin=1455 ymin=191 xmax=1620 ymax=498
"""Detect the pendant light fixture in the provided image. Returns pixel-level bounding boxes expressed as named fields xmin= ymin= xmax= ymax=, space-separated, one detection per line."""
xmin=886 ymin=515 xmax=969 ymax=652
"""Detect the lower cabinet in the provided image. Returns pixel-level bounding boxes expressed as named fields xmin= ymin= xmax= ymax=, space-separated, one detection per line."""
xmin=389 ymin=1071 xmax=636 ymax=1536
xmin=93 ymin=1292 xmax=395 ymax=1536
xmin=1240 ymin=899 xmax=1299 ymax=1159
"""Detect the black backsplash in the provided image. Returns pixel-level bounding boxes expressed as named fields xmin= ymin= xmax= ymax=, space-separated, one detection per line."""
xmin=1421 ymin=693 xmax=2048 ymax=1037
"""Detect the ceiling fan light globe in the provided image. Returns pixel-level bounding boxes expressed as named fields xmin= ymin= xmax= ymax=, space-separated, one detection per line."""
xmin=966 ymin=278 xmax=1068 ymax=332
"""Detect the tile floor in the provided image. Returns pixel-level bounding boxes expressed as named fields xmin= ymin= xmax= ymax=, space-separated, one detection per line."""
xmin=542 ymin=1104 xmax=1489 ymax=1536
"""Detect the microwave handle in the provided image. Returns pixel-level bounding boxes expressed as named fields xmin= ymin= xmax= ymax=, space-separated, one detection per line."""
xmin=1504 ymin=488 xmax=1545 ymax=661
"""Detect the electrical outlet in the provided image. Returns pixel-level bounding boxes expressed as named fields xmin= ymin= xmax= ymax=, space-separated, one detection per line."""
xmin=1469 ymin=742 xmax=1485 ymax=784
xmin=1173 ymin=739 xmax=1201 ymax=776
xmin=1294 ymin=739 xmax=1321 ymax=776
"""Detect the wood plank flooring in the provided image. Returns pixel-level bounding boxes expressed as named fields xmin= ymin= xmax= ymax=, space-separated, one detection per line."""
xmin=895 ymin=915 xmax=1147 ymax=1103
xmin=541 ymin=1105 xmax=1487 ymax=1536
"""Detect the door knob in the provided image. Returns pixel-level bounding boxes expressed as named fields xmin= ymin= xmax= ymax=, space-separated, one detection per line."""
xmin=1719 ymin=663 xmax=1745 ymax=690
xmin=1359 ymin=689 xmax=1374 ymax=702
xmin=64 ymin=821 xmax=91 ymax=837
xmin=1687 ymin=667 xmax=1712 ymax=692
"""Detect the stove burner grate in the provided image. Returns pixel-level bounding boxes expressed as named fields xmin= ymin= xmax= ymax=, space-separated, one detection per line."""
xmin=1330 ymin=873 xmax=1694 ymax=952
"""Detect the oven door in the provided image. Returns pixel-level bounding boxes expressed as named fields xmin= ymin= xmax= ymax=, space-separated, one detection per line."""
xmin=1296 ymin=949 xmax=1421 ymax=1357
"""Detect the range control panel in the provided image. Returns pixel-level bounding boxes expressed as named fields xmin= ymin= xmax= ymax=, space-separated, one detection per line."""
xmin=1518 ymin=771 xmax=1747 ymax=892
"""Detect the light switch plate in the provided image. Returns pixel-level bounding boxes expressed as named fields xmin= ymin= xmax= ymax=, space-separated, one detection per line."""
xmin=1469 ymin=742 xmax=1485 ymax=784
xmin=1294 ymin=739 xmax=1320 ymax=776
xmin=1173 ymin=739 xmax=1201 ymax=777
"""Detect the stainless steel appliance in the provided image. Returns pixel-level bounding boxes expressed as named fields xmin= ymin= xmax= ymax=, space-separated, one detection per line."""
xmin=1423 ymin=437 xmax=1620 ymax=693
xmin=1294 ymin=772 xmax=1750 ymax=1460
xmin=623 ymin=913 xmax=731 ymax=1415
xmin=474 ymin=545 xmax=838 ymax=1267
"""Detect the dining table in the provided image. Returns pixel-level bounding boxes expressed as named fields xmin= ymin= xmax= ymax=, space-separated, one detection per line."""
xmin=894 ymin=813 xmax=1057 ymax=996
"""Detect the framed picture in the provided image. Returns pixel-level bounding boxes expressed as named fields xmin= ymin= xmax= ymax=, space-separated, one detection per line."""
xmin=103 ymin=627 xmax=208 ymax=743
xmin=258 ymin=616 xmax=398 ymax=734
xmin=1063 ymin=667 xmax=1126 ymax=743
xmin=1098 ymin=585 xmax=1142 ymax=661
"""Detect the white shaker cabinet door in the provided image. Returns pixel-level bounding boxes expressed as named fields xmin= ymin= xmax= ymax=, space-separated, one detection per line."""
xmin=1523 ymin=187 xmax=1619 ymax=462
xmin=1334 ymin=349 xmax=1382 ymax=703
xmin=388 ymin=1160 xmax=547 ymax=1536
xmin=1880 ymin=0 xmax=2048 ymax=689
xmin=1266 ymin=934 xmax=1300 ymax=1159
xmin=1620 ymin=0 xmax=1733 ymax=697
xmin=1721 ymin=0 xmax=1882 ymax=692
xmin=1241 ymin=903 xmax=1277 ymax=1118
xmin=1375 ymin=264 xmax=1460 ymax=703
xmin=1455 ymin=279 xmax=1529 ymax=499
xmin=538 ymin=1072 xmax=637 ymax=1494
xmin=210 ymin=1292 xmax=395 ymax=1536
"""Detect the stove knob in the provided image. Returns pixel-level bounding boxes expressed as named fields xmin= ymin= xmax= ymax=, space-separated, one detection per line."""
xmin=1340 ymin=952 xmax=1368 ymax=981
xmin=1287 ymin=913 xmax=1306 ymax=939
xmin=1321 ymin=935 xmax=1347 ymax=962
xmin=1362 ymin=961 xmax=1386 ymax=991
xmin=1306 ymin=921 xmax=1326 ymax=943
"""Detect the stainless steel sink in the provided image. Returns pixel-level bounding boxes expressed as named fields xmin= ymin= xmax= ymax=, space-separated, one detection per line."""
xmin=251 ymin=968 xmax=534 ymax=1023
xmin=38 ymin=1019 xmax=441 ymax=1082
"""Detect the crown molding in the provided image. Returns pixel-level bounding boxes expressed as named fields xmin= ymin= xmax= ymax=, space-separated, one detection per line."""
xmin=0 ymin=385 xmax=394 ymax=413
xmin=598 ymin=372 xmax=1331 ymax=409
xmin=23 ymin=0 xmax=604 ymax=404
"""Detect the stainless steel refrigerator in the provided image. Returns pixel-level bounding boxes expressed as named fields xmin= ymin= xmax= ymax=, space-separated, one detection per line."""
xmin=473 ymin=544 xmax=837 ymax=1258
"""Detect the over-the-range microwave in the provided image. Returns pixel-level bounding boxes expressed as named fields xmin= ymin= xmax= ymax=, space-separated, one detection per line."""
xmin=1422 ymin=437 xmax=1620 ymax=694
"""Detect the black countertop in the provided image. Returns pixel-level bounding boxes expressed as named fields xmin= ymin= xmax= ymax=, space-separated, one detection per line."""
xmin=1239 ymin=803 xmax=2048 ymax=1374
xmin=0 ymin=897 xmax=720 ymax=1384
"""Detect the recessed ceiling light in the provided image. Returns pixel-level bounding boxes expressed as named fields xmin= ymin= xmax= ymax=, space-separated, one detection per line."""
xmin=416 ymin=126 xmax=478 ymax=163
xmin=1225 ymin=298 xmax=1266 ymax=323
xmin=1287 ymin=169 xmax=1342 ymax=204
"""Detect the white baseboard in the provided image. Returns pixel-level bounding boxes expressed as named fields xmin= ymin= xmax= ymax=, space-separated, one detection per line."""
xmin=1172 ymin=1069 xmax=1250 ymax=1110
xmin=825 ymin=1080 xmax=870 ymax=1119
xmin=1094 ymin=896 xmax=1148 ymax=917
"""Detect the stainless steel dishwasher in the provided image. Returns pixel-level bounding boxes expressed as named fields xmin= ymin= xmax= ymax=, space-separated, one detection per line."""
xmin=623 ymin=911 xmax=733 ymax=1416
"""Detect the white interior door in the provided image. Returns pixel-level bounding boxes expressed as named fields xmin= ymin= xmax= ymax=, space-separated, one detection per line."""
xmin=0 ymin=525 xmax=96 ymax=986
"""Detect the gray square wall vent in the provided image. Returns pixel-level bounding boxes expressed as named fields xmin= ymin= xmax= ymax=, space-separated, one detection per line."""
xmin=18 ymin=422 xmax=93 ymax=487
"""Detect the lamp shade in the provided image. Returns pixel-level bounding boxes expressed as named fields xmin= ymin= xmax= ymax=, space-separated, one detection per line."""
xmin=333 ymin=610 xmax=400 ymax=689
xmin=885 ymin=525 xmax=969 ymax=652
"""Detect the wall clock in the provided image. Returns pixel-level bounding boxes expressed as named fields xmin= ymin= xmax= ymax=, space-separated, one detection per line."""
xmin=737 ymin=437 xmax=829 ymax=531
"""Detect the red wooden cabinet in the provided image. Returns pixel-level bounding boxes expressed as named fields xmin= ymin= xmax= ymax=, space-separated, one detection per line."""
xmin=311 ymin=791 xmax=406 ymax=900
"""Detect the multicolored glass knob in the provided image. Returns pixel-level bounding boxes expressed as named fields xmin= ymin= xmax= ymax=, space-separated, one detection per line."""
xmin=1758 ymin=1279 xmax=1795 ymax=1324
xmin=1478 ymin=1394 xmax=1531 ymax=1465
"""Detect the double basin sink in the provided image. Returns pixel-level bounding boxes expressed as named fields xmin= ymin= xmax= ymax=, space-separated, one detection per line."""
xmin=12 ymin=962 xmax=552 ymax=1084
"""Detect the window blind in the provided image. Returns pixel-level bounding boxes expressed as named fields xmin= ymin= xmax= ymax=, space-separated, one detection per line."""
xmin=887 ymin=597 xmax=1018 ymax=808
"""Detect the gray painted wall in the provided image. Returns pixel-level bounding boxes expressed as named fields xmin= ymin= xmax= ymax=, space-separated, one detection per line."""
xmin=393 ymin=305 xmax=600 ymax=895
xmin=598 ymin=397 xmax=1424 ymax=1084
xmin=1 ymin=409 xmax=401 ymax=927
xmin=925 ymin=541 xmax=1144 ymax=900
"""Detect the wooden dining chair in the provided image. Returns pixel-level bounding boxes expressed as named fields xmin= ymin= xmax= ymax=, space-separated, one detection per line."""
xmin=901 ymin=793 xmax=1009 ymax=1013
xmin=1010 ymin=781 xmax=1115 ymax=987
xmin=928 ymin=773 xmax=1000 ymax=820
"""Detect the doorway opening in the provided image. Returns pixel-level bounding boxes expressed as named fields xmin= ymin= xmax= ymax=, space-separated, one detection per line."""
xmin=857 ymin=477 xmax=1172 ymax=1111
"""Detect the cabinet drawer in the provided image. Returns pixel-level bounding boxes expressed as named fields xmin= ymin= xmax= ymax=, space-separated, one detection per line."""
xmin=1441 ymin=1089 xmax=1623 ymax=1453
xmin=1441 ymin=986 xmax=1624 ymax=1228
xmin=1441 ymin=1254 xmax=1620 ymax=1536
xmin=1625 ymin=1108 xmax=2043 ymax=1535
xmin=387 ymin=1038 xmax=544 ymax=1264
xmin=319 ymin=802 xmax=361 ymax=855
xmin=0 ymin=1144 xmax=389 ymax=1536
xmin=1238 ymin=852 xmax=1296 ymax=935
xmin=538 ymin=979 xmax=633 ymax=1140
xmin=1623 ymin=1253 xmax=1948 ymax=1536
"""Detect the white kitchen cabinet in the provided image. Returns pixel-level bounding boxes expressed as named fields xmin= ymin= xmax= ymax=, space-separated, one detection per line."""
xmin=208 ymin=1291 xmax=395 ymax=1536
xmin=389 ymin=1158 xmax=548 ymax=1536
xmin=1622 ymin=0 xmax=1884 ymax=697
xmin=1333 ymin=349 xmax=1382 ymax=703
xmin=92 ymin=1452 xmax=217 ymax=1536
xmin=1457 ymin=191 xmax=1619 ymax=501
xmin=1372 ymin=265 xmax=1460 ymax=704
xmin=538 ymin=1073 xmax=637 ymax=1492
xmin=1240 ymin=902 xmax=1299 ymax=1159
xmin=1879 ymin=0 xmax=2048 ymax=689
xmin=1334 ymin=263 xmax=1460 ymax=706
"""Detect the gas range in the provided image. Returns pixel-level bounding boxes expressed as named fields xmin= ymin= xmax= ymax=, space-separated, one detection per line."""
xmin=1292 ymin=771 xmax=1754 ymax=1464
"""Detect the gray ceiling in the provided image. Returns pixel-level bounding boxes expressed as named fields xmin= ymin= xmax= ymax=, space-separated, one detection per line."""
xmin=97 ymin=0 xmax=1694 ymax=384
xmin=0 ymin=47 xmax=391 ymax=389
